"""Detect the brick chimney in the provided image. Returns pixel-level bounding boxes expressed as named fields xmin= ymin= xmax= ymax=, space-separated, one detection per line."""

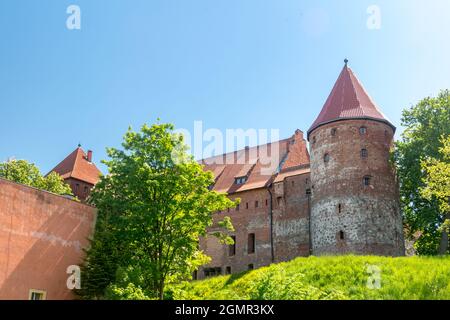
xmin=87 ymin=150 xmax=93 ymax=163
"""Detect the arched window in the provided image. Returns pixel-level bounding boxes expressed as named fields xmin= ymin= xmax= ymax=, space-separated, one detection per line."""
xmin=361 ymin=148 xmax=368 ymax=158
xmin=359 ymin=126 xmax=367 ymax=135
xmin=363 ymin=176 xmax=371 ymax=186
xmin=323 ymin=153 xmax=330 ymax=163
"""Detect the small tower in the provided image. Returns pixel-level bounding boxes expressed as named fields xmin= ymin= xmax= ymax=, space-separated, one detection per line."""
xmin=48 ymin=146 xmax=101 ymax=201
xmin=307 ymin=60 xmax=404 ymax=256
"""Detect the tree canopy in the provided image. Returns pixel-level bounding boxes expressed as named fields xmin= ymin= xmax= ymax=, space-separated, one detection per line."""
xmin=0 ymin=159 xmax=73 ymax=196
xmin=78 ymin=122 xmax=237 ymax=300
xmin=394 ymin=89 xmax=450 ymax=255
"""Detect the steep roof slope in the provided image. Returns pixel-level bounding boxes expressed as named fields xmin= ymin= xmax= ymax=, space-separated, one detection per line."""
xmin=308 ymin=62 xmax=395 ymax=139
xmin=48 ymin=147 xmax=101 ymax=185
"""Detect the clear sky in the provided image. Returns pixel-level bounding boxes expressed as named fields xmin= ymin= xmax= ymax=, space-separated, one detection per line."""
xmin=1 ymin=0 xmax=449 ymax=173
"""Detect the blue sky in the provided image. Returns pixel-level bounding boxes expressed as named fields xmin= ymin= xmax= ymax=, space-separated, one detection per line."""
xmin=1 ymin=0 xmax=449 ymax=173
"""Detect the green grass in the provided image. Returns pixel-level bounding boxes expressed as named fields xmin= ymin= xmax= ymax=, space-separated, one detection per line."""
xmin=168 ymin=256 xmax=450 ymax=300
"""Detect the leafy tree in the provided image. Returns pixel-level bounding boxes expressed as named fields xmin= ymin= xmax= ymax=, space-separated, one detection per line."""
xmin=420 ymin=136 xmax=450 ymax=254
xmin=0 ymin=159 xmax=73 ymax=196
xmin=79 ymin=122 xmax=237 ymax=300
xmin=394 ymin=90 xmax=450 ymax=255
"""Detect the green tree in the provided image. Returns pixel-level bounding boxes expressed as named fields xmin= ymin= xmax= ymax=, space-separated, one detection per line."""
xmin=420 ymin=136 xmax=450 ymax=254
xmin=394 ymin=90 xmax=450 ymax=255
xmin=0 ymin=159 xmax=73 ymax=196
xmin=79 ymin=122 xmax=237 ymax=300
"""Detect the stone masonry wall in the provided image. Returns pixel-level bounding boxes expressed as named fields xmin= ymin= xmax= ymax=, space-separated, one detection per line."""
xmin=309 ymin=119 xmax=405 ymax=256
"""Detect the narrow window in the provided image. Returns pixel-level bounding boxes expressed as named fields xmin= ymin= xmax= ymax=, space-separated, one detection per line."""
xmin=277 ymin=197 xmax=282 ymax=206
xmin=265 ymin=199 xmax=268 ymax=206
xmin=255 ymin=200 xmax=259 ymax=208
xmin=84 ymin=186 xmax=89 ymax=195
xmin=225 ymin=266 xmax=231 ymax=275
xmin=75 ymin=183 xmax=79 ymax=193
xmin=227 ymin=208 xmax=230 ymax=213
xmin=29 ymin=290 xmax=46 ymax=300
xmin=361 ymin=148 xmax=368 ymax=158
xmin=248 ymin=233 xmax=255 ymax=254
xmin=363 ymin=176 xmax=371 ymax=186
xmin=323 ymin=153 xmax=330 ymax=163
xmin=236 ymin=204 xmax=240 ymax=211
xmin=331 ymin=128 xmax=337 ymax=136
xmin=291 ymin=180 xmax=295 ymax=187
xmin=306 ymin=188 xmax=311 ymax=195
xmin=193 ymin=270 xmax=197 ymax=280
xmin=248 ymin=264 xmax=254 ymax=271
xmin=359 ymin=126 xmax=367 ymax=135
xmin=338 ymin=203 xmax=342 ymax=213
xmin=339 ymin=230 xmax=345 ymax=240
xmin=305 ymin=178 xmax=309 ymax=184
xmin=312 ymin=136 xmax=316 ymax=144
xmin=229 ymin=236 xmax=236 ymax=256
xmin=246 ymin=202 xmax=249 ymax=209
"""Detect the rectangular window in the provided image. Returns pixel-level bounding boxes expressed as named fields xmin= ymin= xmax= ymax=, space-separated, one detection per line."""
xmin=236 ymin=204 xmax=240 ymax=211
xmin=248 ymin=233 xmax=255 ymax=254
xmin=29 ymin=290 xmax=46 ymax=300
xmin=246 ymin=202 xmax=249 ymax=209
xmin=248 ymin=264 xmax=254 ymax=270
xmin=255 ymin=201 xmax=258 ymax=208
xmin=265 ymin=199 xmax=268 ymax=206
xmin=229 ymin=236 xmax=236 ymax=256
xmin=226 ymin=266 xmax=231 ymax=275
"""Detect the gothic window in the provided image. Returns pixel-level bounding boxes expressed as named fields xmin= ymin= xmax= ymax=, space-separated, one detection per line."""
xmin=361 ymin=148 xmax=368 ymax=158
xmin=359 ymin=126 xmax=367 ymax=135
xmin=324 ymin=153 xmax=330 ymax=163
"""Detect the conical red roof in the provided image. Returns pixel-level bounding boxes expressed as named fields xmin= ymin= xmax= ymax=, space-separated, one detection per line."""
xmin=48 ymin=147 xmax=101 ymax=185
xmin=307 ymin=63 xmax=395 ymax=139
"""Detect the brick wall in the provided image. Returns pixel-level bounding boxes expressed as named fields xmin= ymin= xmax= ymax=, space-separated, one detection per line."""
xmin=0 ymin=178 xmax=96 ymax=299
xmin=309 ymin=120 xmax=405 ymax=256
xmin=198 ymin=171 xmax=311 ymax=279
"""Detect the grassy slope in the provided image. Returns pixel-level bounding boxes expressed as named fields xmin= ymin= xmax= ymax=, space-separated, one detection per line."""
xmin=169 ymin=256 xmax=450 ymax=300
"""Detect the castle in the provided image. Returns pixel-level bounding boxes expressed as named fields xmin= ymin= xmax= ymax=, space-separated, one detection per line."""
xmin=45 ymin=61 xmax=406 ymax=279
xmin=0 ymin=61 xmax=405 ymax=298
xmin=196 ymin=61 xmax=405 ymax=278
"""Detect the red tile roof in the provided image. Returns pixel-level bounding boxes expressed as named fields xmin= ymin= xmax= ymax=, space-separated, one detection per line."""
xmin=308 ymin=63 xmax=395 ymax=139
xmin=49 ymin=147 xmax=102 ymax=185
xmin=201 ymin=130 xmax=310 ymax=194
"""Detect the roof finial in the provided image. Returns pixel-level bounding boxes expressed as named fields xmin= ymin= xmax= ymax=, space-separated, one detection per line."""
xmin=78 ymin=143 xmax=81 ymax=148
xmin=344 ymin=58 xmax=349 ymax=66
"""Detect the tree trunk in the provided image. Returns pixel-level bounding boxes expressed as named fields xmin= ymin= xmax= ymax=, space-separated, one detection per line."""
xmin=439 ymin=213 xmax=450 ymax=255
xmin=158 ymin=281 xmax=165 ymax=300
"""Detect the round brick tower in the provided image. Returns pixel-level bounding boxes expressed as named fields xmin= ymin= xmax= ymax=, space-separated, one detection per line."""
xmin=307 ymin=61 xmax=405 ymax=256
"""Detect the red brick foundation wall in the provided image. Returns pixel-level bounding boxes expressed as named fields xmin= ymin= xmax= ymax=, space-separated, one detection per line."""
xmin=0 ymin=178 xmax=96 ymax=300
